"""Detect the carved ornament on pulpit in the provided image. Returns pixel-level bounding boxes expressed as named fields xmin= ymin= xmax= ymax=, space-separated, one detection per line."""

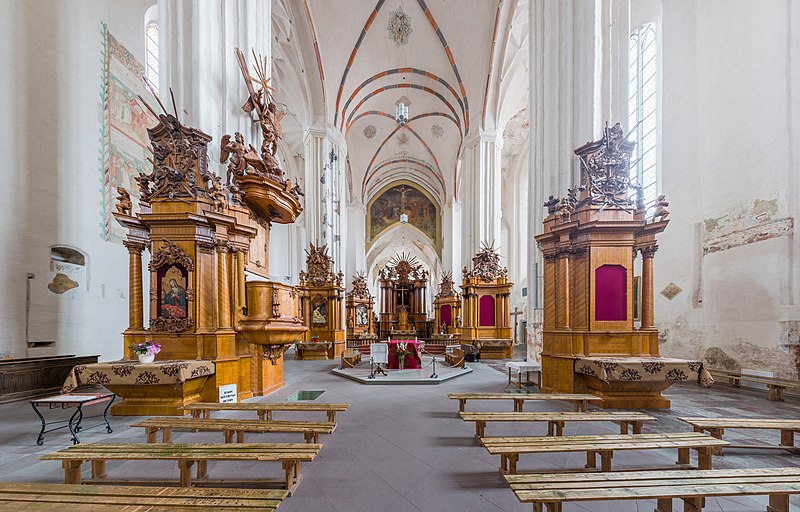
xmin=462 ymin=241 xmax=508 ymax=283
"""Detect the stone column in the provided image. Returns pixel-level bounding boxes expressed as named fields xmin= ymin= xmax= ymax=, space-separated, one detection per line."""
xmin=460 ymin=133 xmax=502 ymax=260
xmin=640 ymin=245 xmax=658 ymax=329
xmin=217 ymin=242 xmax=231 ymax=329
xmin=123 ymin=241 xmax=145 ymax=330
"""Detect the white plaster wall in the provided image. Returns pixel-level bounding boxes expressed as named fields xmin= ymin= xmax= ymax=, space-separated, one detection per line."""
xmin=654 ymin=0 xmax=800 ymax=377
xmin=0 ymin=0 xmax=155 ymax=360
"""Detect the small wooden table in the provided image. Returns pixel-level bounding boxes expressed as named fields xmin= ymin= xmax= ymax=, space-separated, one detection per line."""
xmin=506 ymin=362 xmax=542 ymax=389
xmin=30 ymin=393 xmax=115 ymax=445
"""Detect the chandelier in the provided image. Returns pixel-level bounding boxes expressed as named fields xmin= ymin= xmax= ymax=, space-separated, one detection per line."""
xmin=395 ymin=101 xmax=408 ymax=126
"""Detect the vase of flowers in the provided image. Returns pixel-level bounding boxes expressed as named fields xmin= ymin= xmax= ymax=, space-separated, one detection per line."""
xmin=311 ymin=335 xmax=320 ymax=343
xmin=396 ymin=342 xmax=410 ymax=371
xmin=132 ymin=340 xmax=161 ymax=364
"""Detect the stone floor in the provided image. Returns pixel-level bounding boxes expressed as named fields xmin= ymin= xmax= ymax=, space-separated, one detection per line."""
xmin=2 ymin=352 xmax=799 ymax=511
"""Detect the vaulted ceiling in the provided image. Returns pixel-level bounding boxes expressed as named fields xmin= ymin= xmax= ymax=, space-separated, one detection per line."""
xmin=303 ymin=0 xmax=501 ymax=207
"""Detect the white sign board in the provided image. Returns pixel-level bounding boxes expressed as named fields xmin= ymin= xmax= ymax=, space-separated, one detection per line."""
xmin=370 ymin=343 xmax=389 ymax=364
xmin=218 ymin=383 xmax=238 ymax=403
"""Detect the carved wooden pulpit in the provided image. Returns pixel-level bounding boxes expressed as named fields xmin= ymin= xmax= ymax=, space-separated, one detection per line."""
xmin=297 ymin=244 xmax=346 ymax=359
xmin=460 ymin=243 xmax=513 ymax=359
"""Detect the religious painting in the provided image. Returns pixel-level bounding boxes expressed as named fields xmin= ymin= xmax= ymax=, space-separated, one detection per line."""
xmin=100 ymin=25 xmax=158 ymax=243
xmin=369 ymin=183 xmax=438 ymax=243
xmin=356 ymin=305 xmax=369 ymax=327
xmin=158 ymin=265 xmax=188 ymax=319
xmin=312 ymin=299 xmax=328 ymax=326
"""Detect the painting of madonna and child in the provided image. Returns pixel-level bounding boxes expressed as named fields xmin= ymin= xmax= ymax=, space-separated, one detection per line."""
xmin=369 ymin=184 xmax=437 ymax=242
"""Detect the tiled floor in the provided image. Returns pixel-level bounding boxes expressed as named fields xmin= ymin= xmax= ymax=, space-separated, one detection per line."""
xmin=2 ymin=352 xmax=799 ymax=511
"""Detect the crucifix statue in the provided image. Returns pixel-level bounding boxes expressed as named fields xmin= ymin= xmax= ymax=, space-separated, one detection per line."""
xmin=510 ymin=307 xmax=524 ymax=343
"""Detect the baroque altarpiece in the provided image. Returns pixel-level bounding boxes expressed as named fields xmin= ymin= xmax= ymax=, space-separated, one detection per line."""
xmin=297 ymin=244 xmax=346 ymax=360
xmin=536 ymin=123 xmax=708 ymax=409
xmin=460 ymin=243 xmax=513 ymax=359
xmin=346 ymin=272 xmax=374 ymax=337
xmin=377 ymin=254 xmax=430 ymax=338
xmin=109 ymin=48 xmax=306 ymax=415
xmin=433 ymin=271 xmax=461 ymax=338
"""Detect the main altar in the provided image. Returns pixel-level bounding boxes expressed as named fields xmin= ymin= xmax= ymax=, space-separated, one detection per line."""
xmin=536 ymin=123 xmax=710 ymax=409
xmin=297 ymin=244 xmax=346 ymax=359
xmin=90 ymin=48 xmax=307 ymax=415
xmin=460 ymin=243 xmax=513 ymax=359
xmin=377 ymin=254 xmax=430 ymax=338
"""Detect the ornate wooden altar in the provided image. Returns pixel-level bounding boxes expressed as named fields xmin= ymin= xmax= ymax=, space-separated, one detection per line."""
xmin=536 ymin=122 xmax=679 ymax=409
xmin=297 ymin=244 xmax=345 ymax=359
xmin=109 ymin=48 xmax=306 ymax=415
xmin=377 ymin=254 xmax=430 ymax=338
xmin=460 ymin=243 xmax=513 ymax=359
xmin=346 ymin=272 xmax=374 ymax=336
xmin=433 ymin=271 xmax=461 ymax=340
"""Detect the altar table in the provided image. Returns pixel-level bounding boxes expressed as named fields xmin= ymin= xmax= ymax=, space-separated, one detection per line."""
xmin=386 ymin=340 xmax=422 ymax=369
xmin=61 ymin=360 xmax=216 ymax=393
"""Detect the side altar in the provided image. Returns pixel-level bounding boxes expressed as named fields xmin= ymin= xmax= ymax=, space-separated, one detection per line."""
xmin=297 ymin=244 xmax=345 ymax=359
xmin=460 ymin=243 xmax=513 ymax=359
xmin=433 ymin=270 xmax=461 ymax=341
xmin=536 ymin=123 xmax=710 ymax=409
xmin=346 ymin=272 xmax=374 ymax=337
xmin=102 ymin=48 xmax=306 ymax=415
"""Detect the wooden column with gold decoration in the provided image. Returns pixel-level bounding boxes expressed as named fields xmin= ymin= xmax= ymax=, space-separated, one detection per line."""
xmin=123 ymin=241 xmax=145 ymax=330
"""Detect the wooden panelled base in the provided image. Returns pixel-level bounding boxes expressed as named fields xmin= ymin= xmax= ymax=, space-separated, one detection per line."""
xmin=106 ymin=377 xmax=210 ymax=416
xmin=581 ymin=375 xmax=672 ymax=409
xmin=295 ymin=347 xmax=331 ymax=360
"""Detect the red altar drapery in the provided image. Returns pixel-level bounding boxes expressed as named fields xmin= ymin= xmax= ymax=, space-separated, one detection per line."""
xmin=386 ymin=339 xmax=422 ymax=369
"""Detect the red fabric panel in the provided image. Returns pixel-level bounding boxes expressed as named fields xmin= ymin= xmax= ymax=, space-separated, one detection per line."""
xmin=595 ymin=264 xmax=627 ymax=321
xmin=440 ymin=305 xmax=452 ymax=326
xmin=478 ymin=295 xmax=496 ymax=327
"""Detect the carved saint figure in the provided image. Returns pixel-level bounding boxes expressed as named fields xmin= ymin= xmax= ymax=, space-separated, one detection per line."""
xmin=115 ymin=187 xmax=132 ymax=215
xmin=653 ymin=194 xmax=670 ymax=220
xmin=162 ymin=278 xmax=187 ymax=319
xmin=208 ymin=174 xmax=227 ymax=211
xmin=220 ymin=132 xmax=248 ymax=184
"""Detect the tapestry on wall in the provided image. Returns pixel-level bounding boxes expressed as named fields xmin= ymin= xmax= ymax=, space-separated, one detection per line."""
xmin=99 ymin=23 xmax=158 ymax=242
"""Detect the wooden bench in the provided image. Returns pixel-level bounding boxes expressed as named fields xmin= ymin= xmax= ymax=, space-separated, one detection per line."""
xmin=504 ymin=468 xmax=800 ymax=512
xmin=678 ymin=417 xmax=800 ymax=455
xmin=131 ymin=417 xmax=336 ymax=444
xmin=444 ymin=348 xmax=465 ymax=368
xmin=448 ymin=393 xmax=600 ymax=413
xmin=460 ymin=411 xmax=656 ymax=438
xmin=709 ymin=369 xmax=800 ymax=401
xmin=340 ymin=348 xmax=361 ymax=368
xmin=0 ymin=482 xmax=288 ymax=511
xmin=481 ymin=432 xmax=728 ymax=474
xmin=41 ymin=442 xmax=321 ymax=495
xmin=184 ymin=402 xmax=349 ymax=423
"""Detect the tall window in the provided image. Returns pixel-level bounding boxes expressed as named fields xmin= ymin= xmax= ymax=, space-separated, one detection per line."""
xmin=628 ymin=23 xmax=657 ymax=213
xmin=145 ymin=22 xmax=159 ymax=95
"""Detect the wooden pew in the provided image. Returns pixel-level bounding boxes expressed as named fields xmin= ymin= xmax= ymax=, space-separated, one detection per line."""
xmin=184 ymin=402 xmax=349 ymax=422
xmin=460 ymin=411 xmax=656 ymax=438
xmin=678 ymin=417 xmax=800 ymax=455
xmin=0 ymin=482 xmax=287 ymax=511
xmin=444 ymin=348 xmax=465 ymax=368
xmin=131 ymin=417 xmax=336 ymax=444
xmin=448 ymin=393 xmax=601 ymax=413
xmin=481 ymin=432 xmax=728 ymax=474
xmin=41 ymin=442 xmax=321 ymax=495
xmin=708 ymin=369 xmax=800 ymax=401
xmin=504 ymin=468 xmax=800 ymax=512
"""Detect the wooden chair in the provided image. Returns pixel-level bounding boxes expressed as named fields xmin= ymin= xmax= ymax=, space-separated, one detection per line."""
xmin=0 ymin=482 xmax=288 ymax=511
xmin=481 ymin=432 xmax=728 ymax=474
xmin=131 ymin=417 xmax=336 ymax=444
xmin=448 ymin=393 xmax=601 ymax=413
xmin=184 ymin=402 xmax=349 ymax=423
xmin=40 ymin=442 xmax=321 ymax=495
xmin=504 ymin=468 xmax=800 ymax=512
xmin=460 ymin=411 xmax=656 ymax=439
xmin=678 ymin=417 xmax=800 ymax=454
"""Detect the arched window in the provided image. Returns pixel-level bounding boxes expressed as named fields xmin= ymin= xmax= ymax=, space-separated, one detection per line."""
xmin=628 ymin=23 xmax=658 ymax=214
xmin=145 ymin=20 xmax=159 ymax=95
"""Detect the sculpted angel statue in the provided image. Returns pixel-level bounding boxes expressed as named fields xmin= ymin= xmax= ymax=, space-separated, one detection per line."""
xmin=219 ymin=132 xmax=248 ymax=184
xmin=115 ymin=186 xmax=132 ymax=215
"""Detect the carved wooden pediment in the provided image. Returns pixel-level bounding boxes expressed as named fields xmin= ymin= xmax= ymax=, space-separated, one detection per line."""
xmin=300 ymin=243 xmax=336 ymax=287
xmin=149 ymin=239 xmax=194 ymax=271
xmin=436 ymin=270 xmax=458 ymax=298
xmin=464 ymin=241 xmax=508 ymax=283
xmin=347 ymin=272 xmax=372 ymax=300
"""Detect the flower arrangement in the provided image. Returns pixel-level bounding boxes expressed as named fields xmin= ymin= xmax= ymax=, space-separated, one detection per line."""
xmin=131 ymin=340 xmax=161 ymax=356
xmin=396 ymin=341 xmax=410 ymax=369
xmin=311 ymin=335 xmax=320 ymax=343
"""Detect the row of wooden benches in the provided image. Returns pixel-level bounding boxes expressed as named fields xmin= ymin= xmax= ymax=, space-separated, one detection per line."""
xmin=448 ymin=392 xmax=800 ymax=511
xmin=16 ymin=400 xmax=351 ymax=510
xmin=709 ymin=368 xmax=800 ymax=401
